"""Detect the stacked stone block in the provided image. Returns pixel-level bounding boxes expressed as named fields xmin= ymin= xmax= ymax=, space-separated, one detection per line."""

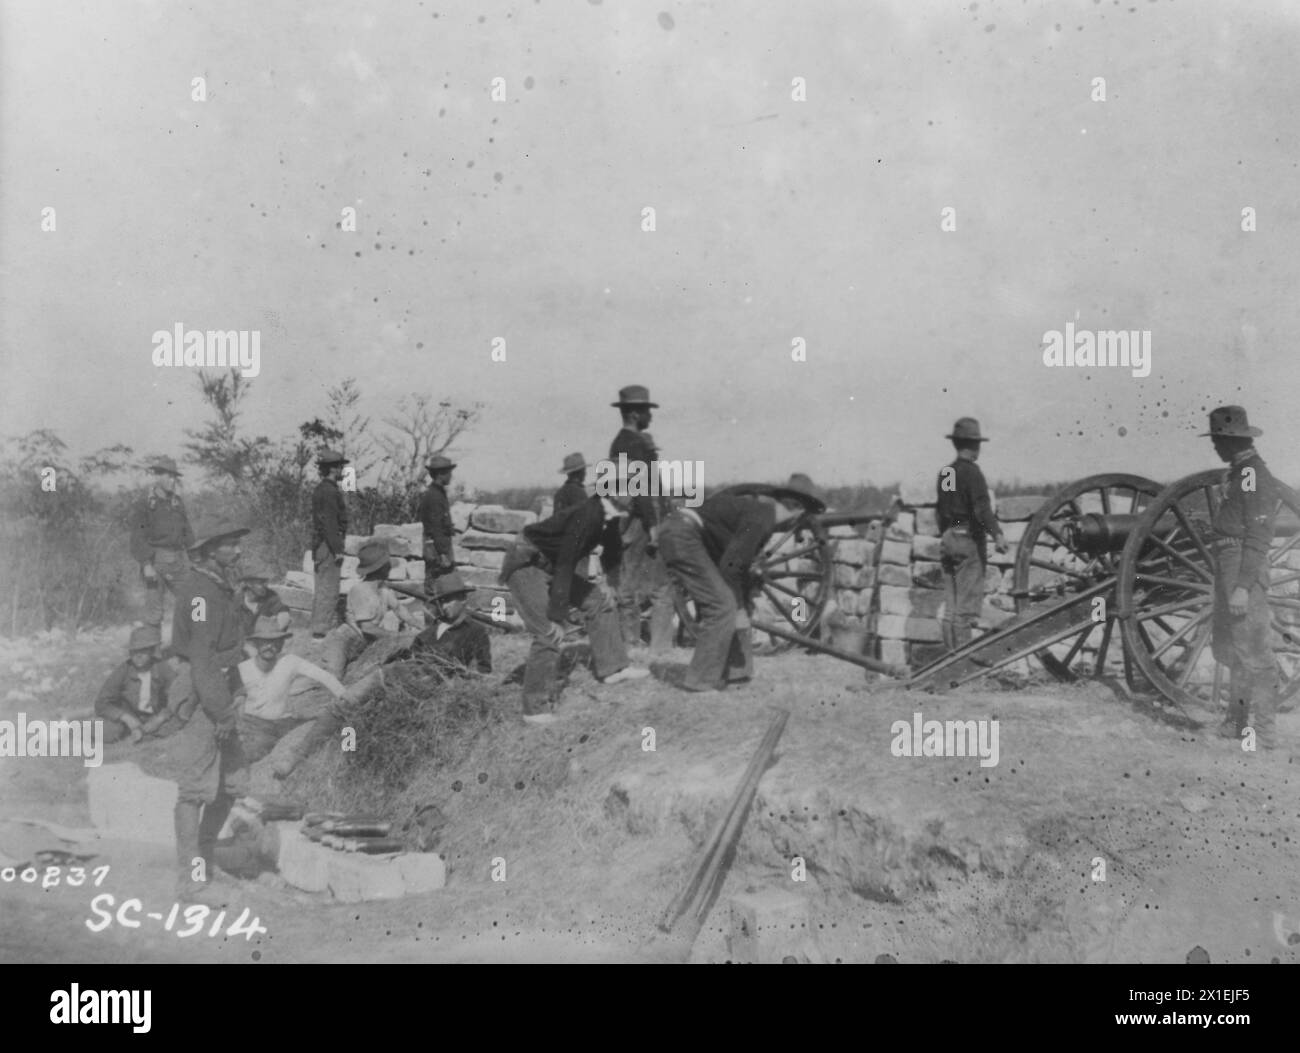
xmin=275 ymin=501 xmax=536 ymax=631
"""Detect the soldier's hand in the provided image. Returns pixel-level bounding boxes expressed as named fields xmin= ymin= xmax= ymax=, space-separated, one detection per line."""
xmin=995 ymin=537 xmax=1009 ymax=555
xmin=141 ymin=563 xmax=158 ymax=582
xmin=1228 ymin=586 xmax=1250 ymax=616
xmin=541 ymin=623 xmax=567 ymax=648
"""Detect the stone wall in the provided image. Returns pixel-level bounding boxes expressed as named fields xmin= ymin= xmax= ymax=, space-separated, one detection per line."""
xmin=814 ymin=494 xmax=1044 ymax=668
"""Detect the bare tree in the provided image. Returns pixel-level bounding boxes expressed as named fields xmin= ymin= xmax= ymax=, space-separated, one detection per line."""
xmin=376 ymin=395 xmax=482 ymax=495
xmin=182 ymin=369 xmax=275 ymax=486
xmin=324 ymin=377 xmax=379 ymax=480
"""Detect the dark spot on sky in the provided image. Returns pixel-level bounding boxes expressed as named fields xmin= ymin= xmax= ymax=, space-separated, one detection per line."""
xmin=658 ymin=11 xmax=674 ymax=30
xmin=493 ymin=171 xmax=503 ymax=182
xmin=984 ymin=23 xmax=995 ymax=32
xmin=524 ymin=76 xmax=535 ymax=89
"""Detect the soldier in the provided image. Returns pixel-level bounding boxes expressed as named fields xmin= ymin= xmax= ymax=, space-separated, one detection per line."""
xmin=935 ymin=418 xmax=1007 ymax=652
xmin=310 ymin=448 xmax=350 ymax=638
xmin=608 ymin=385 xmax=674 ymax=655
xmin=93 ymin=625 xmax=178 ymax=744
xmin=500 ymin=493 xmax=648 ymax=724
xmin=236 ymin=566 xmax=291 ymax=639
xmin=386 ymin=573 xmax=493 ymax=676
xmin=170 ymin=517 xmax=251 ymax=906
xmin=418 ymin=454 xmax=457 ymax=581
xmin=554 ymin=453 xmax=590 ymax=516
xmin=1204 ymin=406 xmax=1281 ymax=751
xmin=128 ymin=455 xmax=193 ymax=631
xmin=230 ymin=617 xmax=353 ymax=780
xmin=657 ymin=481 xmax=812 ymax=692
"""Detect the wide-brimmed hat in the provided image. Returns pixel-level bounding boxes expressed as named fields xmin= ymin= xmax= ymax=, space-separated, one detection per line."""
xmin=428 ymin=572 xmax=472 ymax=601
xmin=187 ymin=517 xmax=250 ymax=553
xmin=1200 ymin=405 xmax=1262 ymax=438
xmin=425 ymin=455 xmax=457 ymax=473
xmin=145 ymin=454 xmax=182 ymax=477
xmin=946 ymin=417 xmax=988 ymax=443
xmin=316 ymin=448 xmax=349 ymax=466
xmin=247 ymin=616 xmax=292 ymax=642
xmin=766 ymin=473 xmax=828 ymax=514
xmin=611 ymin=385 xmax=659 ymax=408
xmin=128 ymin=625 xmax=162 ymax=652
xmin=559 ymin=452 xmax=588 ymax=475
xmin=356 ymin=539 xmax=391 ymax=576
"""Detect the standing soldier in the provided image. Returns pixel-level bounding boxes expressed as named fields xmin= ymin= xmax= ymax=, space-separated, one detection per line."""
xmin=171 ymin=517 xmax=250 ymax=906
xmin=129 ymin=455 xmax=193 ymax=631
xmin=1204 ymin=406 xmax=1281 ymax=751
xmin=609 ymin=385 xmax=674 ymax=655
xmin=310 ymin=448 xmax=349 ymax=639
xmin=419 ymin=454 xmax=457 ymax=582
xmin=500 ymin=493 xmax=648 ymax=724
xmin=935 ymin=418 xmax=1008 ymax=652
xmin=554 ymin=453 xmax=590 ymax=516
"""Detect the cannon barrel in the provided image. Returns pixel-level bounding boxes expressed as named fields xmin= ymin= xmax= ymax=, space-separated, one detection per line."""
xmin=1063 ymin=513 xmax=1141 ymax=554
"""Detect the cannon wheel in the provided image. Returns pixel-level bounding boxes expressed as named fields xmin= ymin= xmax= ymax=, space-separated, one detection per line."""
xmin=1116 ymin=469 xmax=1300 ymax=719
xmin=1012 ymin=473 xmax=1162 ymax=679
xmin=714 ymin=484 xmax=834 ymax=649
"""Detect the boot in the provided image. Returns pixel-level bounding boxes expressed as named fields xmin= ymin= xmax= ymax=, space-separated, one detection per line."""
xmin=1245 ymin=671 xmax=1279 ymax=751
xmin=198 ymin=794 xmax=235 ymax=874
xmin=726 ymin=628 xmax=754 ymax=683
xmin=1219 ymin=669 xmax=1248 ymax=741
xmin=174 ymin=800 xmax=227 ymax=905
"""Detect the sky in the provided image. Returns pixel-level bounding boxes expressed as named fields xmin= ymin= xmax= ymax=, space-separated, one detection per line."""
xmin=3 ymin=0 xmax=1300 ymax=496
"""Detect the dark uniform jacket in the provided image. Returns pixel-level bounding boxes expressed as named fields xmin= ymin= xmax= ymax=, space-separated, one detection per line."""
xmin=609 ymin=427 xmax=661 ymax=533
xmin=695 ymin=495 xmax=777 ymax=605
xmin=388 ymin=617 xmax=492 ymax=677
xmin=1213 ymin=448 xmax=1278 ymax=591
xmin=935 ymin=458 xmax=1001 ymax=542
xmin=418 ymin=481 xmax=455 ymax=569
xmin=171 ymin=563 xmax=246 ymax=722
xmin=521 ymin=498 xmax=622 ymax=623
xmin=311 ymin=477 xmax=348 ymax=556
xmin=553 ymin=479 xmax=588 ymax=516
xmin=128 ymin=490 xmax=193 ymax=563
xmin=94 ymin=660 xmax=176 ymax=721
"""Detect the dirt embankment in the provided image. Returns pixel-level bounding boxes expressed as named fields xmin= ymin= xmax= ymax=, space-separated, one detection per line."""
xmin=3 ymin=629 xmax=1299 ymax=963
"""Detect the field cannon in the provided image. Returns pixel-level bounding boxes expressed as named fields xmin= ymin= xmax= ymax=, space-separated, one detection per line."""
xmin=716 ymin=471 xmax=1300 ymax=726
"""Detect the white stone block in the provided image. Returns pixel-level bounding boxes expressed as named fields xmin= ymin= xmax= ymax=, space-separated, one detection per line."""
xmin=87 ymin=762 xmax=177 ymax=846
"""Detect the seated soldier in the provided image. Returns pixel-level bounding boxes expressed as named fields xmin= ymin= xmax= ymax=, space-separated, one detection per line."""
xmin=236 ymin=566 xmax=292 ymax=638
xmin=233 ymin=616 xmax=357 ymax=779
xmin=347 ymin=538 xmax=425 ymax=638
xmin=387 ymin=572 xmax=492 ymax=676
xmin=94 ymin=625 xmax=179 ymax=743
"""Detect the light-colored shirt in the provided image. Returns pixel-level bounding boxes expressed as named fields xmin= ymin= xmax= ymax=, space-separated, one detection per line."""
xmin=237 ymin=653 xmax=344 ymax=721
xmin=137 ymin=670 xmax=154 ymax=714
xmin=348 ymin=580 xmax=407 ymax=633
